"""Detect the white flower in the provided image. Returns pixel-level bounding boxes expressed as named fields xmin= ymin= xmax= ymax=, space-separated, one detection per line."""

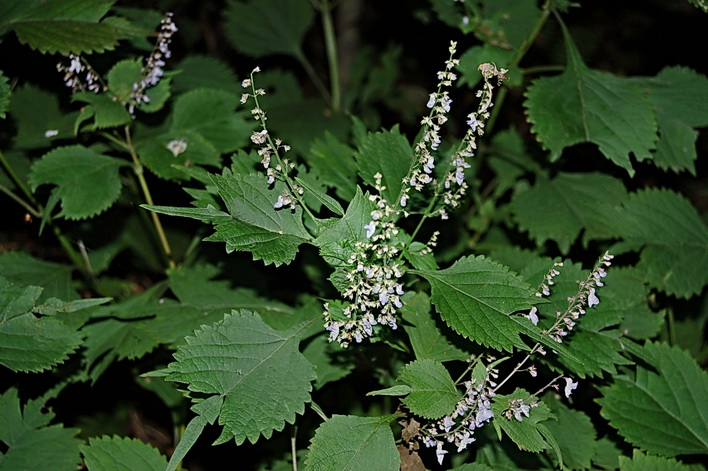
xmin=364 ymin=221 xmax=376 ymax=238
xmin=166 ymin=138 xmax=188 ymax=157
xmin=435 ymin=442 xmax=448 ymax=465
xmin=513 ymin=402 xmax=530 ymax=421
xmin=442 ymin=416 xmax=455 ymax=432
xmin=564 ymin=377 xmax=578 ymax=398
xmin=526 ymin=306 xmax=539 ymax=325
xmin=456 ymin=432 xmax=475 ymax=452
xmin=587 ymin=287 xmax=600 ymax=307
xmin=467 ymin=113 xmax=478 ymax=131
xmin=44 ymin=129 xmax=59 ymax=138
xmin=426 ymin=93 xmax=436 ymax=108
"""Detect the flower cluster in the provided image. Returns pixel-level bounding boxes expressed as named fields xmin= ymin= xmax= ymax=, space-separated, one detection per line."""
xmin=323 ymin=173 xmax=406 ymax=347
xmin=525 ymin=260 xmax=564 ymax=325
xmin=241 ymin=67 xmax=302 ymax=209
xmin=544 ymin=252 xmax=614 ymax=344
xmin=129 ymin=12 xmax=178 ymax=115
xmin=56 ymin=54 xmax=104 ymax=94
xmin=411 ymin=357 xmax=499 ymax=465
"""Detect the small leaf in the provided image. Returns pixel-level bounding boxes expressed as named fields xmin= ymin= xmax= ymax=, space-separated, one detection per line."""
xmin=415 ymin=255 xmax=536 ymax=352
xmin=224 ymin=0 xmax=314 ymax=59
xmin=165 ymin=310 xmax=316 ymax=445
xmin=305 ymin=415 xmax=399 ymax=471
xmin=596 ymin=342 xmax=708 ymax=456
xmin=612 ymin=188 xmax=708 ymax=298
xmin=0 ymin=70 xmax=10 ymax=118
xmin=80 ymin=435 xmax=167 ymax=471
xmin=490 ymin=389 xmax=555 ymax=453
xmin=0 ymin=387 xmax=82 ymax=471
xmin=72 ymin=92 xmax=131 ymax=129
xmin=398 ymin=359 xmax=461 ymax=419
xmin=355 ymin=126 xmax=414 ymax=207
xmin=29 ymin=145 xmax=128 ymax=220
xmin=524 ymin=24 xmax=656 ymax=175
xmin=511 ymin=172 xmax=628 ymax=254
xmin=367 ymin=385 xmax=412 ymax=397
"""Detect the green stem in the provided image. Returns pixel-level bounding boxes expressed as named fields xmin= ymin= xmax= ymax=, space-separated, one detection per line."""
xmin=123 ymin=125 xmax=176 ymax=269
xmin=320 ymin=0 xmax=341 ymax=112
xmin=296 ymin=50 xmax=332 ymax=106
xmin=486 ymin=1 xmax=551 ymax=133
xmin=0 ymin=150 xmax=86 ymax=271
xmin=0 ymin=182 xmax=42 ymax=218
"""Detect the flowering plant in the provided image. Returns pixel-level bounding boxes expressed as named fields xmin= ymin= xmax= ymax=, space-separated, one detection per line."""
xmin=1 ymin=1 xmax=707 ymax=470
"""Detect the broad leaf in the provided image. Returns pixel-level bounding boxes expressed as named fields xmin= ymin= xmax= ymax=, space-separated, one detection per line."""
xmin=543 ymin=395 xmax=596 ymax=470
xmin=305 ymin=415 xmax=399 ymax=471
xmin=401 ymin=292 xmax=469 ymax=363
xmin=172 ymin=55 xmax=239 ymax=93
xmin=355 ymin=126 xmax=414 ymax=208
xmin=308 ymin=132 xmax=358 ymax=201
xmin=511 ymin=172 xmax=627 ymax=254
xmin=0 ymin=252 xmax=76 ymax=302
xmin=72 ymin=92 xmax=132 ymax=129
xmin=223 ymin=0 xmax=314 ymax=59
xmin=524 ymin=24 xmax=656 ymax=175
xmin=302 ymin=333 xmax=355 ymax=390
xmin=29 ymin=145 xmax=128 ymax=220
xmin=597 ymin=342 xmax=708 ymax=456
xmin=630 ymin=67 xmax=708 ymax=175
xmin=619 ymin=450 xmax=697 ymax=471
xmin=612 ymin=188 xmax=708 ymax=298
xmin=398 ymin=359 xmax=461 ymax=419
xmin=490 ymin=389 xmax=555 ymax=453
xmin=416 ymin=255 xmax=536 ymax=352
xmin=80 ymin=436 xmax=167 ymax=471
xmin=9 ymin=84 xmax=77 ymax=149
xmin=0 ymin=388 xmax=81 ymax=470
xmin=165 ymin=310 xmax=316 ymax=445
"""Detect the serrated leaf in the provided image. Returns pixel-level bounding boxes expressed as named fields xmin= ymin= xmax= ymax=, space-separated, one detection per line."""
xmin=619 ymin=449 xmax=696 ymax=471
xmin=172 ymin=55 xmax=239 ymax=93
xmin=596 ymin=342 xmax=708 ymax=456
xmin=398 ymin=359 xmax=461 ymax=419
xmin=138 ymin=131 xmax=221 ymax=181
xmin=0 ymin=387 xmax=82 ymax=471
xmin=307 ymin=132 xmax=358 ymax=201
xmin=305 ymin=415 xmax=399 ymax=471
xmin=80 ymin=435 xmax=167 ymax=471
xmin=0 ymin=252 xmax=77 ymax=302
xmin=524 ymin=25 xmax=656 ymax=175
xmin=9 ymin=84 xmax=77 ymax=149
xmin=72 ymin=92 xmax=131 ymax=129
xmin=367 ymin=385 xmax=412 ymax=397
xmin=28 ymin=145 xmax=128 ymax=220
xmin=224 ymin=0 xmax=314 ymax=59
xmin=295 ymin=176 xmax=344 ymax=217
xmin=613 ymin=188 xmax=708 ymax=298
xmin=415 ymin=255 xmax=536 ymax=352
xmin=0 ymin=70 xmax=10 ymax=118
xmin=511 ymin=172 xmax=628 ymax=254
xmin=302 ymin=334 xmax=355 ymax=390
xmin=544 ymin=395 xmax=596 ymax=470
xmin=490 ymin=389 xmax=554 ymax=453
xmin=401 ymin=292 xmax=469 ymax=363
xmin=165 ymin=310 xmax=316 ymax=445
xmin=171 ymin=88 xmax=253 ymax=153
xmin=629 ymin=67 xmax=708 ymax=175
xmin=355 ymin=126 xmax=414 ymax=207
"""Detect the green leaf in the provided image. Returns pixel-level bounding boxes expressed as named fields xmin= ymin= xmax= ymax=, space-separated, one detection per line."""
xmin=0 ymin=252 xmax=76 ymax=302
xmin=295 ymin=176 xmax=344 ymax=217
xmin=138 ymin=131 xmax=221 ymax=181
xmin=612 ymin=188 xmax=708 ymax=298
xmin=416 ymin=255 xmax=536 ymax=352
xmin=543 ymin=395 xmax=596 ymax=470
xmin=165 ymin=310 xmax=316 ymax=445
xmin=0 ymin=387 xmax=82 ymax=471
xmin=72 ymin=92 xmax=131 ymax=129
xmin=366 ymin=385 xmax=412 ymax=397
xmin=224 ymin=0 xmax=314 ymax=59
xmin=172 ymin=55 xmax=239 ymax=94
xmin=596 ymin=342 xmax=708 ymax=456
xmin=490 ymin=389 xmax=555 ymax=453
xmin=171 ymin=88 xmax=252 ymax=153
xmin=524 ymin=25 xmax=656 ymax=175
xmin=5 ymin=0 xmax=139 ymax=55
xmin=307 ymin=132 xmax=358 ymax=201
xmin=305 ymin=415 xmax=399 ymax=471
xmin=0 ymin=70 xmax=9 ymax=118
xmin=355 ymin=126 xmax=414 ymax=207
xmin=401 ymin=292 xmax=469 ymax=363
xmin=28 ymin=145 xmax=128 ymax=220
xmin=619 ymin=449 xmax=697 ymax=471
xmin=510 ymin=172 xmax=628 ymax=254
xmin=398 ymin=359 xmax=461 ymax=419
xmin=80 ymin=435 xmax=167 ymax=471
xmin=630 ymin=67 xmax=708 ymax=175
xmin=302 ymin=334 xmax=355 ymax=390
xmin=9 ymin=84 xmax=77 ymax=149
xmin=458 ymin=44 xmax=517 ymax=89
